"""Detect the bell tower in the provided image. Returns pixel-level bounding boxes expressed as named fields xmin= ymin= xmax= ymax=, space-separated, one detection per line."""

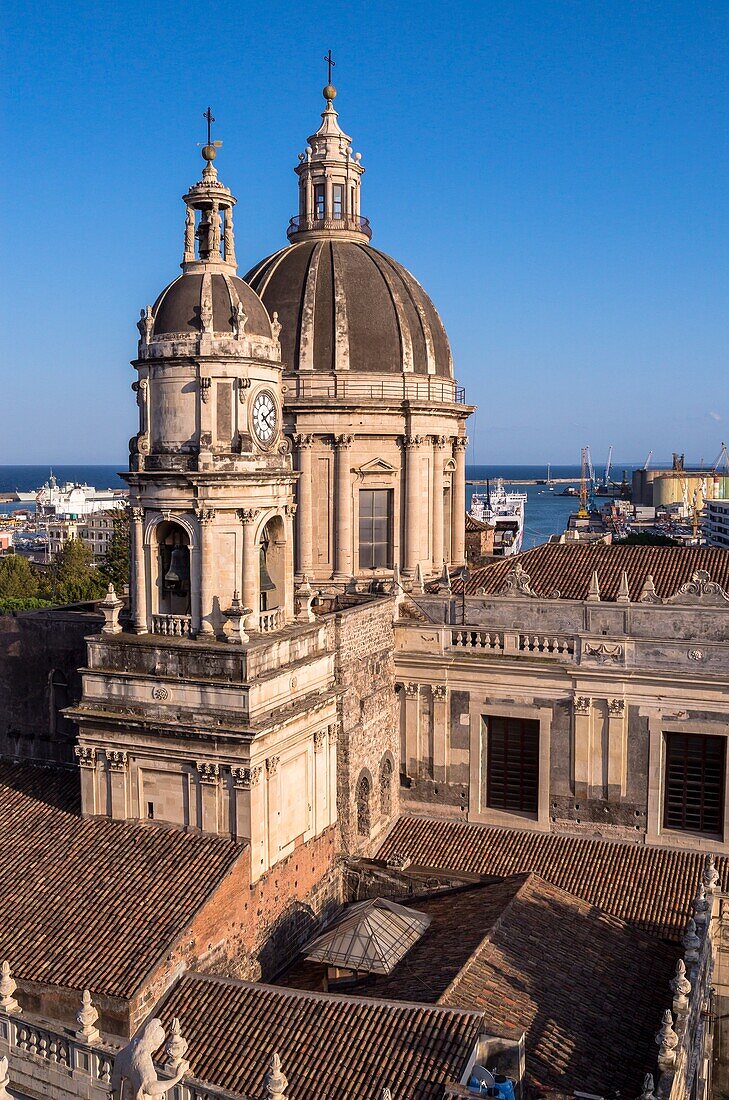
xmin=127 ymin=121 xmax=296 ymax=640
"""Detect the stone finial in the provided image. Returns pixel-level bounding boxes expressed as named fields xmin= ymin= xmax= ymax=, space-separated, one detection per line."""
xmin=412 ymin=562 xmax=425 ymax=595
xmin=616 ymin=570 xmax=631 ymax=603
xmin=264 ymin=1052 xmax=288 ymax=1099
xmin=164 ymin=1017 xmax=189 ymax=1074
xmin=692 ymin=882 xmax=710 ymax=929
xmin=76 ymin=989 xmax=100 ymax=1044
xmin=682 ymin=917 xmax=701 ymax=964
xmin=223 ymin=592 xmax=251 ymax=645
xmin=655 ymin=1008 xmax=678 ymax=1071
xmin=638 ymin=574 xmax=659 ymax=603
xmin=703 ymin=853 xmax=721 ymax=894
xmin=99 ymin=583 xmax=124 ymax=635
xmin=0 ymin=1055 xmax=12 ymax=1100
xmin=638 ymin=1072 xmax=655 ymax=1100
xmin=0 ymin=962 xmax=20 ymax=1015
xmin=295 ymin=576 xmax=316 ymax=623
xmin=587 ymin=570 xmax=601 ymax=602
xmin=670 ymin=958 xmax=691 ymax=1015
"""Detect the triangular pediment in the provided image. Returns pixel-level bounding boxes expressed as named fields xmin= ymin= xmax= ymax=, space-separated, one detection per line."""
xmin=358 ymin=458 xmax=397 ymax=475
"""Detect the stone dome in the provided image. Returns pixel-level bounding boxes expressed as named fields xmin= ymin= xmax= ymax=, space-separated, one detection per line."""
xmin=152 ymin=272 xmax=272 ymax=339
xmin=245 ymin=240 xmax=453 ymax=378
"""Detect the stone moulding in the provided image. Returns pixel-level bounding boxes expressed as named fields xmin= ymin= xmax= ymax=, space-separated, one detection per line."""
xmin=665 ymin=570 xmax=729 ymax=606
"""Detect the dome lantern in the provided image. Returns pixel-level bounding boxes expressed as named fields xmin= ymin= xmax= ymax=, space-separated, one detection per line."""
xmin=181 ymin=108 xmax=238 ymax=272
xmin=288 ymin=60 xmax=370 ymax=244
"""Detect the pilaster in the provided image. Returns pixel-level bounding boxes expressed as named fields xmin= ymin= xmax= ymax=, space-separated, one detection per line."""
xmin=334 ymin=434 xmax=354 ymax=579
xmin=452 ymin=437 xmax=467 ymax=566
xmin=106 ymin=750 xmax=129 ymax=821
xmin=607 ymin=698 xmax=627 ymax=799
xmin=432 ymin=437 xmax=448 ymax=574
xmin=403 ymin=683 xmax=420 ymax=778
xmin=404 ymin=436 xmax=424 ymax=576
xmin=196 ymin=507 xmax=216 ymax=636
xmin=295 ymin=434 xmax=314 ymax=577
xmin=131 ymin=508 xmax=147 ymax=633
xmin=432 ymin=684 xmax=448 ymax=781
xmin=196 ymin=762 xmax=221 ymax=834
xmin=573 ymin=695 xmax=592 ymax=800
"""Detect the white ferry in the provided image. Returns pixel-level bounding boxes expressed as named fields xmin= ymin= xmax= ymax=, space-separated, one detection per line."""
xmin=469 ymin=479 xmax=527 ymax=556
xmin=14 ymin=473 xmax=127 ymax=517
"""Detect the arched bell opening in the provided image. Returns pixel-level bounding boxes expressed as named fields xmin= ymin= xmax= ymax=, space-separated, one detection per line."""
xmin=259 ymin=517 xmax=286 ymax=613
xmin=156 ymin=521 xmax=191 ymax=616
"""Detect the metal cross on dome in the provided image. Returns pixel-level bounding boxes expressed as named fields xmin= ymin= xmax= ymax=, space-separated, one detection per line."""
xmin=323 ymin=50 xmax=336 ymax=84
xmin=203 ymin=107 xmax=215 ymax=145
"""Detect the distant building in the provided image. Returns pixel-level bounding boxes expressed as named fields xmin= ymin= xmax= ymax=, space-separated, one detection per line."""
xmin=47 ymin=518 xmax=81 ymax=557
xmin=79 ymin=509 xmax=119 ymax=560
xmin=706 ymin=500 xmax=729 ymax=548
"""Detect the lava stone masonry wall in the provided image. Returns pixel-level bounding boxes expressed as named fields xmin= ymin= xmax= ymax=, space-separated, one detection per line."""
xmin=330 ymin=598 xmax=399 ymax=854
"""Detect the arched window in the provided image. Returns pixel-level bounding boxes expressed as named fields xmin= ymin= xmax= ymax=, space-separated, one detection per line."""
xmin=49 ymin=669 xmax=73 ymax=741
xmin=157 ymin=521 xmax=191 ymax=616
xmin=356 ymin=773 xmax=371 ymax=836
xmin=380 ymin=757 xmax=393 ymax=817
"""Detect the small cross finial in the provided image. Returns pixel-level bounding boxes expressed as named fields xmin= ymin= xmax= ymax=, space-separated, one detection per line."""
xmin=323 ymin=50 xmax=336 ymax=85
xmin=204 ymin=106 xmax=215 ymax=146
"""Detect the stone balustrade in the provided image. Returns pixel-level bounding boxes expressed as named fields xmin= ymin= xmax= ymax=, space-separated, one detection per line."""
xmin=152 ymin=613 xmax=193 ymax=638
xmin=0 ymin=1009 xmax=116 ymax=1099
xmin=259 ymin=607 xmax=285 ymax=633
xmin=447 ymin=628 xmax=574 ymax=661
xmin=450 ymin=629 xmax=503 ymax=652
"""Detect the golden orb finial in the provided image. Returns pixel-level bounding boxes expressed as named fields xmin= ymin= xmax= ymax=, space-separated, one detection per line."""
xmin=201 ymin=143 xmax=217 ymax=162
xmin=323 ymin=83 xmax=337 ymax=102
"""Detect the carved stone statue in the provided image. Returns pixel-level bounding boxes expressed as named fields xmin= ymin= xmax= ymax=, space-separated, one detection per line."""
xmin=111 ymin=1018 xmax=189 ymax=1099
xmin=137 ymin=306 xmax=154 ymax=345
xmin=233 ymin=300 xmax=247 ymax=338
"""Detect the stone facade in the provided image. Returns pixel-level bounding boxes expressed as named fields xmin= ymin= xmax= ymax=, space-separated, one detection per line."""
xmin=396 ymin=573 xmax=729 ymax=852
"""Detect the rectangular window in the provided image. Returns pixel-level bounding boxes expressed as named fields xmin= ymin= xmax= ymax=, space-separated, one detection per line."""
xmin=314 ymin=184 xmax=325 ymax=219
xmin=359 ymin=489 xmax=393 ymax=570
xmin=486 ymin=716 xmax=539 ymax=814
xmin=332 ymin=184 xmax=344 ymax=218
xmin=664 ymin=731 xmax=725 ymax=835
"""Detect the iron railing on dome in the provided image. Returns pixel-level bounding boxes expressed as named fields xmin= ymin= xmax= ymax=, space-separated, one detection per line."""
xmin=287 ymin=213 xmax=373 ymax=239
xmin=287 ymin=375 xmax=466 ymax=405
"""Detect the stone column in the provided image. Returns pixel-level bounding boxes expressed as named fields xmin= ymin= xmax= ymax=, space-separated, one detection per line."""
xmin=403 ymin=683 xmax=420 ymax=778
xmin=240 ymin=509 xmax=260 ymax=629
xmin=334 ymin=435 xmax=354 ymax=580
xmin=432 ymin=437 xmax=448 ymax=574
xmin=404 ymin=435 xmax=423 ymax=576
xmin=75 ymin=746 xmax=99 ymax=815
xmin=573 ymin=695 xmax=592 ymax=800
xmin=295 ymin=434 xmax=314 ymax=577
xmin=196 ymin=507 xmax=215 ymax=636
xmin=432 ymin=685 xmax=448 ymax=782
xmin=131 ymin=507 xmax=147 ymax=633
xmin=452 ymin=436 xmax=468 ymax=566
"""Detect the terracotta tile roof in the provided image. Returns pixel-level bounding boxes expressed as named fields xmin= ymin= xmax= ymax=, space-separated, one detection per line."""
xmin=465 ymin=513 xmax=493 ymax=532
xmin=158 ymin=973 xmax=485 ymax=1099
xmin=451 ymin=542 xmax=729 ymax=600
xmin=278 ymin=876 xmax=674 ymax=1094
xmin=376 ymin=815 xmax=722 ymax=941
xmin=437 ymin=876 xmax=674 ymax=1094
xmin=0 ymin=762 xmax=244 ymax=999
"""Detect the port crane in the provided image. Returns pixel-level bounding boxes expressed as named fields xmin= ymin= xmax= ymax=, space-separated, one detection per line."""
xmin=643 ymin=451 xmax=652 ymax=470
xmin=578 ymin=445 xmax=596 ymax=518
xmin=603 ymin=445 xmax=613 ymax=488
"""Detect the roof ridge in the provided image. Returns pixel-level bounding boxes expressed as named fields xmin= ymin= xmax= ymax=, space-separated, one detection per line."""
xmin=436 ymin=872 xmax=536 ymax=1007
xmin=178 ymin=970 xmax=486 ymax=1018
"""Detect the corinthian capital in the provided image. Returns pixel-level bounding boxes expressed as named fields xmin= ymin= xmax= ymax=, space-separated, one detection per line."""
xmin=195 ymin=506 xmax=216 ymax=526
xmin=453 ymin=436 xmax=469 ymax=451
xmin=335 ymin=434 xmax=355 ymax=448
xmin=404 ymin=435 xmax=424 ymax=449
xmin=295 ymin=433 xmax=314 ymax=448
xmin=130 ymin=507 xmax=144 ymax=523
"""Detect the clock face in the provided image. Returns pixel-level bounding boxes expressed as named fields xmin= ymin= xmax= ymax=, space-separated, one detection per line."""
xmin=251 ymin=390 xmax=278 ymax=446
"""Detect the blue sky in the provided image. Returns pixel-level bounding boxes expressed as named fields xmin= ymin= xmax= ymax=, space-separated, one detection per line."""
xmin=2 ymin=0 xmax=728 ymax=465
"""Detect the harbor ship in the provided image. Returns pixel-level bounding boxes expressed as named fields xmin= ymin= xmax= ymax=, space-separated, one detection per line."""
xmin=469 ymin=478 xmax=527 ymax=556
xmin=14 ymin=473 xmax=127 ymax=517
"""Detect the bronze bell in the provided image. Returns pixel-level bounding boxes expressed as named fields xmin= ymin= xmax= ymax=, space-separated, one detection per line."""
xmin=164 ymin=545 xmax=190 ymax=588
xmin=259 ymin=546 xmax=276 ymax=593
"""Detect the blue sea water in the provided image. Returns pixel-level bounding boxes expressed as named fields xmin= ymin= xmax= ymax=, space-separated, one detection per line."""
xmin=0 ymin=462 xmax=637 ymax=547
